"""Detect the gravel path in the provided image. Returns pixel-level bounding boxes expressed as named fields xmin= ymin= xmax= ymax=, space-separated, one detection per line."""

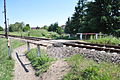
xmin=12 ymin=44 xmax=39 ymax=80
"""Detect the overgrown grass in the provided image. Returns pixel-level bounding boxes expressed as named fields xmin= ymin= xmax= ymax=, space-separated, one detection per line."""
xmin=26 ymin=48 xmax=54 ymax=76
xmin=87 ymin=36 xmax=120 ymax=45
xmin=0 ymin=38 xmax=25 ymax=80
xmin=63 ymin=54 xmax=120 ymax=80
xmin=8 ymin=29 xmax=62 ymax=39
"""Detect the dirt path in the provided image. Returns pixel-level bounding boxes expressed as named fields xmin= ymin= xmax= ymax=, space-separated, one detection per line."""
xmin=40 ymin=59 xmax=70 ymax=80
xmin=11 ymin=38 xmax=71 ymax=80
xmin=12 ymin=44 xmax=39 ymax=80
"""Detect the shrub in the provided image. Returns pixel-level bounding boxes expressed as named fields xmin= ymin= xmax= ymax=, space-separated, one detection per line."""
xmin=0 ymin=26 xmax=3 ymax=31
xmin=26 ymin=48 xmax=54 ymax=76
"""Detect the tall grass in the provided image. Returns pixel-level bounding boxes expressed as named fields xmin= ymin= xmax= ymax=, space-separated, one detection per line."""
xmin=63 ymin=54 xmax=120 ymax=80
xmin=87 ymin=36 xmax=120 ymax=45
xmin=0 ymin=38 xmax=25 ymax=80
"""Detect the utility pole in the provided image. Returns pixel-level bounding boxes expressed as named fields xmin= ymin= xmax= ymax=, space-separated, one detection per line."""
xmin=7 ymin=18 xmax=9 ymax=34
xmin=4 ymin=0 xmax=11 ymax=59
xmin=4 ymin=0 xmax=8 ymax=39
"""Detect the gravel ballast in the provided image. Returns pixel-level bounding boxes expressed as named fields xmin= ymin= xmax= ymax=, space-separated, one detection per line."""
xmin=46 ymin=46 xmax=120 ymax=64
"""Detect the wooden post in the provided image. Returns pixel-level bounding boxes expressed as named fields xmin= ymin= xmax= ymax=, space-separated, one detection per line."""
xmin=8 ymin=38 xmax=11 ymax=58
xmin=37 ymin=45 xmax=40 ymax=57
xmin=27 ymin=42 xmax=30 ymax=52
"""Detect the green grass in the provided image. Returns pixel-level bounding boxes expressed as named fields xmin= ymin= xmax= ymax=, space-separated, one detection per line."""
xmin=87 ymin=36 xmax=120 ymax=45
xmin=0 ymin=38 xmax=25 ymax=80
xmin=63 ymin=54 xmax=120 ymax=80
xmin=26 ymin=48 xmax=54 ymax=76
xmin=8 ymin=29 xmax=61 ymax=39
xmin=1 ymin=30 xmax=69 ymax=39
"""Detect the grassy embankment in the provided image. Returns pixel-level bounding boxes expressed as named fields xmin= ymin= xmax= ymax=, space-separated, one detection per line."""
xmin=63 ymin=54 xmax=120 ymax=80
xmin=26 ymin=48 xmax=54 ymax=76
xmin=0 ymin=38 xmax=25 ymax=80
xmin=8 ymin=29 xmax=62 ymax=39
xmin=87 ymin=36 xmax=120 ymax=45
xmin=0 ymin=29 xmax=68 ymax=39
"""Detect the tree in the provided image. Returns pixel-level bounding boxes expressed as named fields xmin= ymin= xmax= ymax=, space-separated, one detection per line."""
xmin=41 ymin=25 xmax=49 ymax=30
xmin=9 ymin=22 xmax=24 ymax=32
xmin=0 ymin=26 xmax=3 ymax=31
xmin=23 ymin=24 xmax=30 ymax=32
xmin=48 ymin=22 xmax=59 ymax=32
xmin=65 ymin=0 xmax=120 ymax=34
xmin=56 ymin=27 xmax=64 ymax=34
xmin=66 ymin=0 xmax=87 ymax=34
xmin=65 ymin=17 xmax=72 ymax=34
xmin=85 ymin=0 xmax=120 ymax=34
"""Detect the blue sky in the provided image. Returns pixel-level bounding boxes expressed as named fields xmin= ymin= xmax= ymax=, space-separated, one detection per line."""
xmin=0 ymin=0 xmax=91 ymax=28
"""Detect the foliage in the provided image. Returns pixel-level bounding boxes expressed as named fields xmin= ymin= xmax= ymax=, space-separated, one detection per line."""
xmin=26 ymin=48 xmax=54 ymax=76
xmin=0 ymin=26 xmax=3 ymax=31
xmin=114 ymin=29 xmax=120 ymax=37
xmin=41 ymin=25 xmax=49 ymax=30
xmin=9 ymin=22 xmax=24 ymax=32
xmin=23 ymin=24 xmax=30 ymax=32
xmin=65 ymin=0 xmax=120 ymax=34
xmin=65 ymin=17 xmax=71 ymax=34
xmin=63 ymin=54 xmax=120 ymax=80
xmin=48 ymin=22 xmax=59 ymax=32
xmin=87 ymin=36 xmax=120 ymax=45
xmin=8 ymin=29 xmax=64 ymax=39
xmin=65 ymin=0 xmax=87 ymax=34
xmin=0 ymin=39 xmax=25 ymax=80
xmin=56 ymin=27 xmax=64 ymax=34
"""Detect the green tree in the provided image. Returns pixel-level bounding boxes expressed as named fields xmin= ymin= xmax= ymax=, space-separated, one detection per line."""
xmin=23 ymin=24 xmax=30 ymax=32
xmin=41 ymin=25 xmax=49 ymax=30
xmin=65 ymin=17 xmax=72 ymax=34
xmin=48 ymin=22 xmax=59 ymax=32
xmin=56 ymin=27 xmax=64 ymax=34
xmin=9 ymin=22 xmax=24 ymax=32
xmin=66 ymin=0 xmax=87 ymax=34
xmin=0 ymin=26 xmax=3 ymax=31
xmin=85 ymin=0 xmax=120 ymax=34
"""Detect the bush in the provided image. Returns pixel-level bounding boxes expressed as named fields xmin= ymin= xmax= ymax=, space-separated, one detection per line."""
xmin=114 ymin=29 xmax=120 ymax=37
xmin=23 ymin=24 xmax=30 ymax=32
xmin=26 ymin=48 xmax=54 ymax=76
xmin=0 ymin=26 xmax=3 ymax=31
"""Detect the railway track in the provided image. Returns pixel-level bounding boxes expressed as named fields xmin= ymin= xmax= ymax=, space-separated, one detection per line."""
xmin=1 ymin=34 xmax=120 ymax=53
xmin=63 ymin=42 xmax=120 ymax=53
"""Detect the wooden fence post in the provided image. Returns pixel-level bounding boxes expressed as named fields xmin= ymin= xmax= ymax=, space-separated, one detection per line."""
xmin=37 ymin=45 xmax=40 ymax=57
xmin=27 ymin=42 xmax=30 ymax=52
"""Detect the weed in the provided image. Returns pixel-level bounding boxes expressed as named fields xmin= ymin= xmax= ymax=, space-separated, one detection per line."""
xmin=26 ymin=48 xmax=54 ymax=76
xmin=63 ymin=54 xmax=120 ymax=80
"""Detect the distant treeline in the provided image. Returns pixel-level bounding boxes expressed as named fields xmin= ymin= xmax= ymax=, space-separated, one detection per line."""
xmin=0 ymin=22 xmax=64 ymax=35
xmin=65 ymin=0 xmax=120 ymax=36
